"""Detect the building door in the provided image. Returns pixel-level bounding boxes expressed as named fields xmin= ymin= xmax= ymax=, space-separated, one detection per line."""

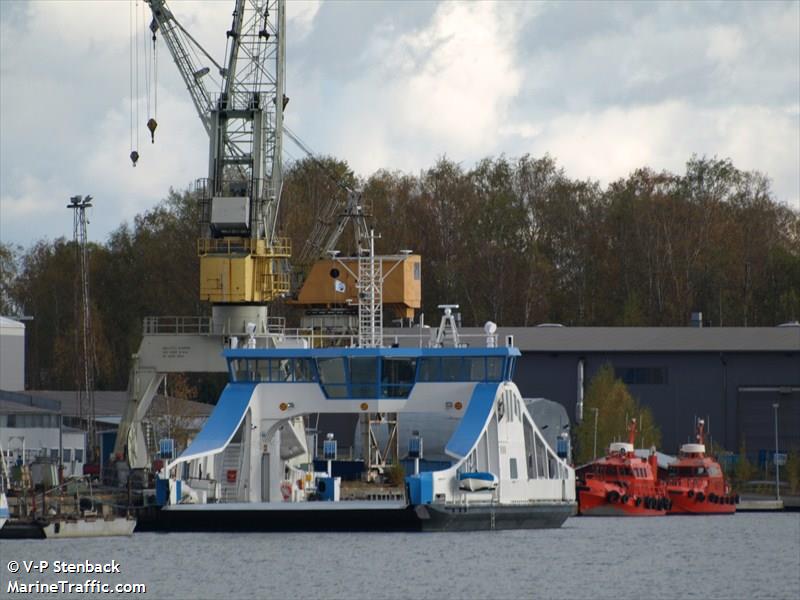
xmin=737 ymin=387 xmax=800 ymax=460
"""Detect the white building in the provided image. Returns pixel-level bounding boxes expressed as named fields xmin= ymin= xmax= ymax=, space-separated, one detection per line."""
xmin=0 ymin=397 xmax=86 ymax=478
xmin=0 ymin=316 xmax=25 ymax=391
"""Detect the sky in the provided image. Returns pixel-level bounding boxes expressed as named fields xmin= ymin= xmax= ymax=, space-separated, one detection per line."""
xmin=1 ymin=0 xmax=798 ymax=247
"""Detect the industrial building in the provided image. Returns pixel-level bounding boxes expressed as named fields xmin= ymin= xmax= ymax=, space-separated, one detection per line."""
xmin=395 ymin=324 xmax=799 ymax=456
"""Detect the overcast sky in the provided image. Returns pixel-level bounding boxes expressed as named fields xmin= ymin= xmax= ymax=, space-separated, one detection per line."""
xmin=1 ymin=0 xmax=798 ymax=247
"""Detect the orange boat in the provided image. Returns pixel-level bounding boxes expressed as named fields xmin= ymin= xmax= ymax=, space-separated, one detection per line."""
xmin=665 ymin=419 xmax=737 ymax=515
xmin=576 ymin=419 xmax=670 ymax=516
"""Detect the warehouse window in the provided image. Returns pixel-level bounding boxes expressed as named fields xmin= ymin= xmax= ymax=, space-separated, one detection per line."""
xmin=615 ymin=367 xmax=668 ymax=385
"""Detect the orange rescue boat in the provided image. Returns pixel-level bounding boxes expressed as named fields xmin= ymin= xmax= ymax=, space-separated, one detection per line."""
xmin=576 ymin=418 xmax=670 ymax=516
xmin=665 ymin=419 xmax=737 ymax=515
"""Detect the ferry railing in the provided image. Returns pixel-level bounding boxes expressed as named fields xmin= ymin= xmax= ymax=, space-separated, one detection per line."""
xmin=143 ymin=316 xmax=214 ymax=335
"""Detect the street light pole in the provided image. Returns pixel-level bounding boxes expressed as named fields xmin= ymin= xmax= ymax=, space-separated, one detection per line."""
xmin=590 ymin=408 xmax=599 ymax=460
xmin=772 ymin=402 xmax=780 ymax=501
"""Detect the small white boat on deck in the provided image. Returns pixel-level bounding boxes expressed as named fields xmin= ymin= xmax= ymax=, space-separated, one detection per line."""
xmin=458 ymin=472 xmax=498 ymax=492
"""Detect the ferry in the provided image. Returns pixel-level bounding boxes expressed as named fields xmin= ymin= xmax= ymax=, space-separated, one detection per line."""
xmin=664 ymin=419 xmax=737 ymax=514
xmin=137 ymin=308 xmax=576 ymax=532
xmin=576 ymin=419 xmax=669 ymax=516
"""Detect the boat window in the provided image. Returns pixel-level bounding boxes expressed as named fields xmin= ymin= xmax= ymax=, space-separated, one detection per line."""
xmin=234 ymin=359 xmax=251 ymax=382
xmin=466 ymin=357 xmax=485 ymax=381
xmin=418 ymin=357 xmax=440 ymax=382
xmin=349 ymin=357 xmax=378 ymax=398
xmin=317 ymin=357 xmax=348 ymax=398
xmin=63 ymin=448 xmax=72 ymax=463
xmin=293 ymin=358 xmax=315 ymax=382
xmin=506 ymin=357 xmax=517 ymax=379
xmin=318 ymin=357 xmax=346 ymax=383
xmin=381 ymin=357 xmax=416 ymax=398
xmin=75 ymin=449 xmax=84 ymax=463
xmin=510 ymin=458 xmax=518 ymax=480
xmin=486 ymin=357 xmax=504 ymax=381
xmin=441 ymin=357 xmax=464 ymax=381
xmin=256 ymin=360 xmax=270 ymax=381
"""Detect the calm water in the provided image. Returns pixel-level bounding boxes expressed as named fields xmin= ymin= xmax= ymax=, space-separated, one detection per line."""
xmin=1 ymin=514 xmax=798 ymax=599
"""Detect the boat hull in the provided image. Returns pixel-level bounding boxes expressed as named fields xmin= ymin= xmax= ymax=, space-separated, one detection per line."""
xmin=0 ymin=520 xmax=46 ymax=539
xmin=667 ymin=490 xmax=736 ymax=515
xmin=135 ymin=501 xmax=575 ymax=533
xmin=578 ymin=487 xmax=667 ymax=517
xmin=44 ymin=517 xmax=137 ymax=538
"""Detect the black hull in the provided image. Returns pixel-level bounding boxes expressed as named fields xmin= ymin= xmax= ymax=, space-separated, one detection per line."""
xmin=135 ymin=502 xmax=574 ymax=533
xmin=0 ymin=521 xmax=46 ymax=540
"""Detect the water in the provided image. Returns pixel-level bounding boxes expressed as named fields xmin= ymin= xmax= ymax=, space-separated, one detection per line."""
xmin=1 ymin=514 xmax=798 ymax=599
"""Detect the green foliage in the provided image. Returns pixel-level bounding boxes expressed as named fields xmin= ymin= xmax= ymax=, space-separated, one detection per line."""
xmin=0 ymin=242 xmax=21 ymax=315
xmin=786 ymin=446 xmax=800 ymax=495
xmin=573 ymin=365 xmax=661 ymax=465
xmin=4 ymin=153 xmax=799 ymax=394
xmin=385 ymin=462 xmax=406 ymax=487
xmin=734 ymin=441 xmax=756 ymax=485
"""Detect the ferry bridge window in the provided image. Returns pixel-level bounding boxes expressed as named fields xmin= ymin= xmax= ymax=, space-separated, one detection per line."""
xmin=317 ymin=357 xmax=348 ymax=398
xmin=293 ymin=358 xmax=314 ymax=382
xmin=382 ymin=357 xmax=416 ymax=398
xmin=509 ymin=457 xmax=518 ymax=480
xmin=418 ymin=357 xmax=440 ymax=382
xmin=441 ymin=357 xmax=464 ymax=381
xmin=487 ymin=357 xmax=504 ymax=381
xmin=467 ymin=357 xmax=485 ymax=381
xmin=257 ymin=360 xmax=270 ymax=381
xmin=349 ymin=357 xmax=378 ymax=398
xmin=232 ymin=359 xmax=250 ymax=382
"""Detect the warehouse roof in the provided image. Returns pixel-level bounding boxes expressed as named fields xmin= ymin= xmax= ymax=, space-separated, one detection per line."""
xmin=0 ymin=390 xmax=213 ymax=417
xmin=385 ymin=325 xmax=800 ymax=353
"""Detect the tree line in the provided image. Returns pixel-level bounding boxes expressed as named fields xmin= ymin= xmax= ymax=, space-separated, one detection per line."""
xmin=1 ymin=154 xmax=798 ymax=393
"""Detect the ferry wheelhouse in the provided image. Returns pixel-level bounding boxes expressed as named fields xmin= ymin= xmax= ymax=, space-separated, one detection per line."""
xmin=140 ymin=312 xmax=576 ymax=532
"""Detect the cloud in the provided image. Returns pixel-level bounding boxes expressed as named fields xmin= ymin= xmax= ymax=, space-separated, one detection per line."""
xmin=502 ymin=101 xmax=800 ymax=208
xmin=286 ymin=0 xmax=321 ymax=39
xmin=1 ymin=1 xmax=798 ymax=248
xmin=302 ymin=1 xmax=535 ymax=174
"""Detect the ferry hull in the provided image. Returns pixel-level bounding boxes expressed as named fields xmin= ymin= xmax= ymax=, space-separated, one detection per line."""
xmin=135 ymin=501 xmax=575 ymax=533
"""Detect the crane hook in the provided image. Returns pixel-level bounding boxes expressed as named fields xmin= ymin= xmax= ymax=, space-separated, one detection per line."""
xmin=130 ymin=150 xmax=139 ymax=167
xmin=147 ymin=118 xmax=158 ymax=143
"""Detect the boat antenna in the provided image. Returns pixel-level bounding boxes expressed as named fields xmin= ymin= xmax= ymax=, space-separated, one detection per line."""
xmin=696 ymin=418 xmax=705 ymax=445
xmin=627 ymin=418 xmax=637 ymax=446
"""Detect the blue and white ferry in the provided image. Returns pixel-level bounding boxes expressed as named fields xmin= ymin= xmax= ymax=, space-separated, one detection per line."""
xmin=141 ymin=309 xmax=576 ymax=532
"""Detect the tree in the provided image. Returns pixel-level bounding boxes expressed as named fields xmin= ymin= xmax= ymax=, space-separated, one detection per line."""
xmin=0 ymin=242 xmax=21 ymax=315
xmin=573 ymin=364 xmax=661 ymax=465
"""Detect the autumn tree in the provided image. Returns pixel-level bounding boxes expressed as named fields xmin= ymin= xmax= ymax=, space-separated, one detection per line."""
xmin=573 ymin=364 xmax=662 ymax=465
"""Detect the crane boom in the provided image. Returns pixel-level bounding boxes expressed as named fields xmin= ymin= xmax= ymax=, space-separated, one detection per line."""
xmin=146 ymin=0 xmax=213 ymax=135
xmin=146 ymin=0 xmax=290 ymax=307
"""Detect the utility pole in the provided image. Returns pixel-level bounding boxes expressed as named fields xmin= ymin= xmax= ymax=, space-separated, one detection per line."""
xmin=67 ymin=195 xmax=97 ymax=466
xmin=772 ymin=402 xmax=780 ymax=501
xmin=590 ymin=407 xmax=599 ymax=460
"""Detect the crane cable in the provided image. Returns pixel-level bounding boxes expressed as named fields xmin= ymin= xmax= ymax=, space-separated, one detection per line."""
xmin=129 ymin=0 xmax=138 ymax=166
xmin=143 ymin=0 xmax=157 ymax=143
